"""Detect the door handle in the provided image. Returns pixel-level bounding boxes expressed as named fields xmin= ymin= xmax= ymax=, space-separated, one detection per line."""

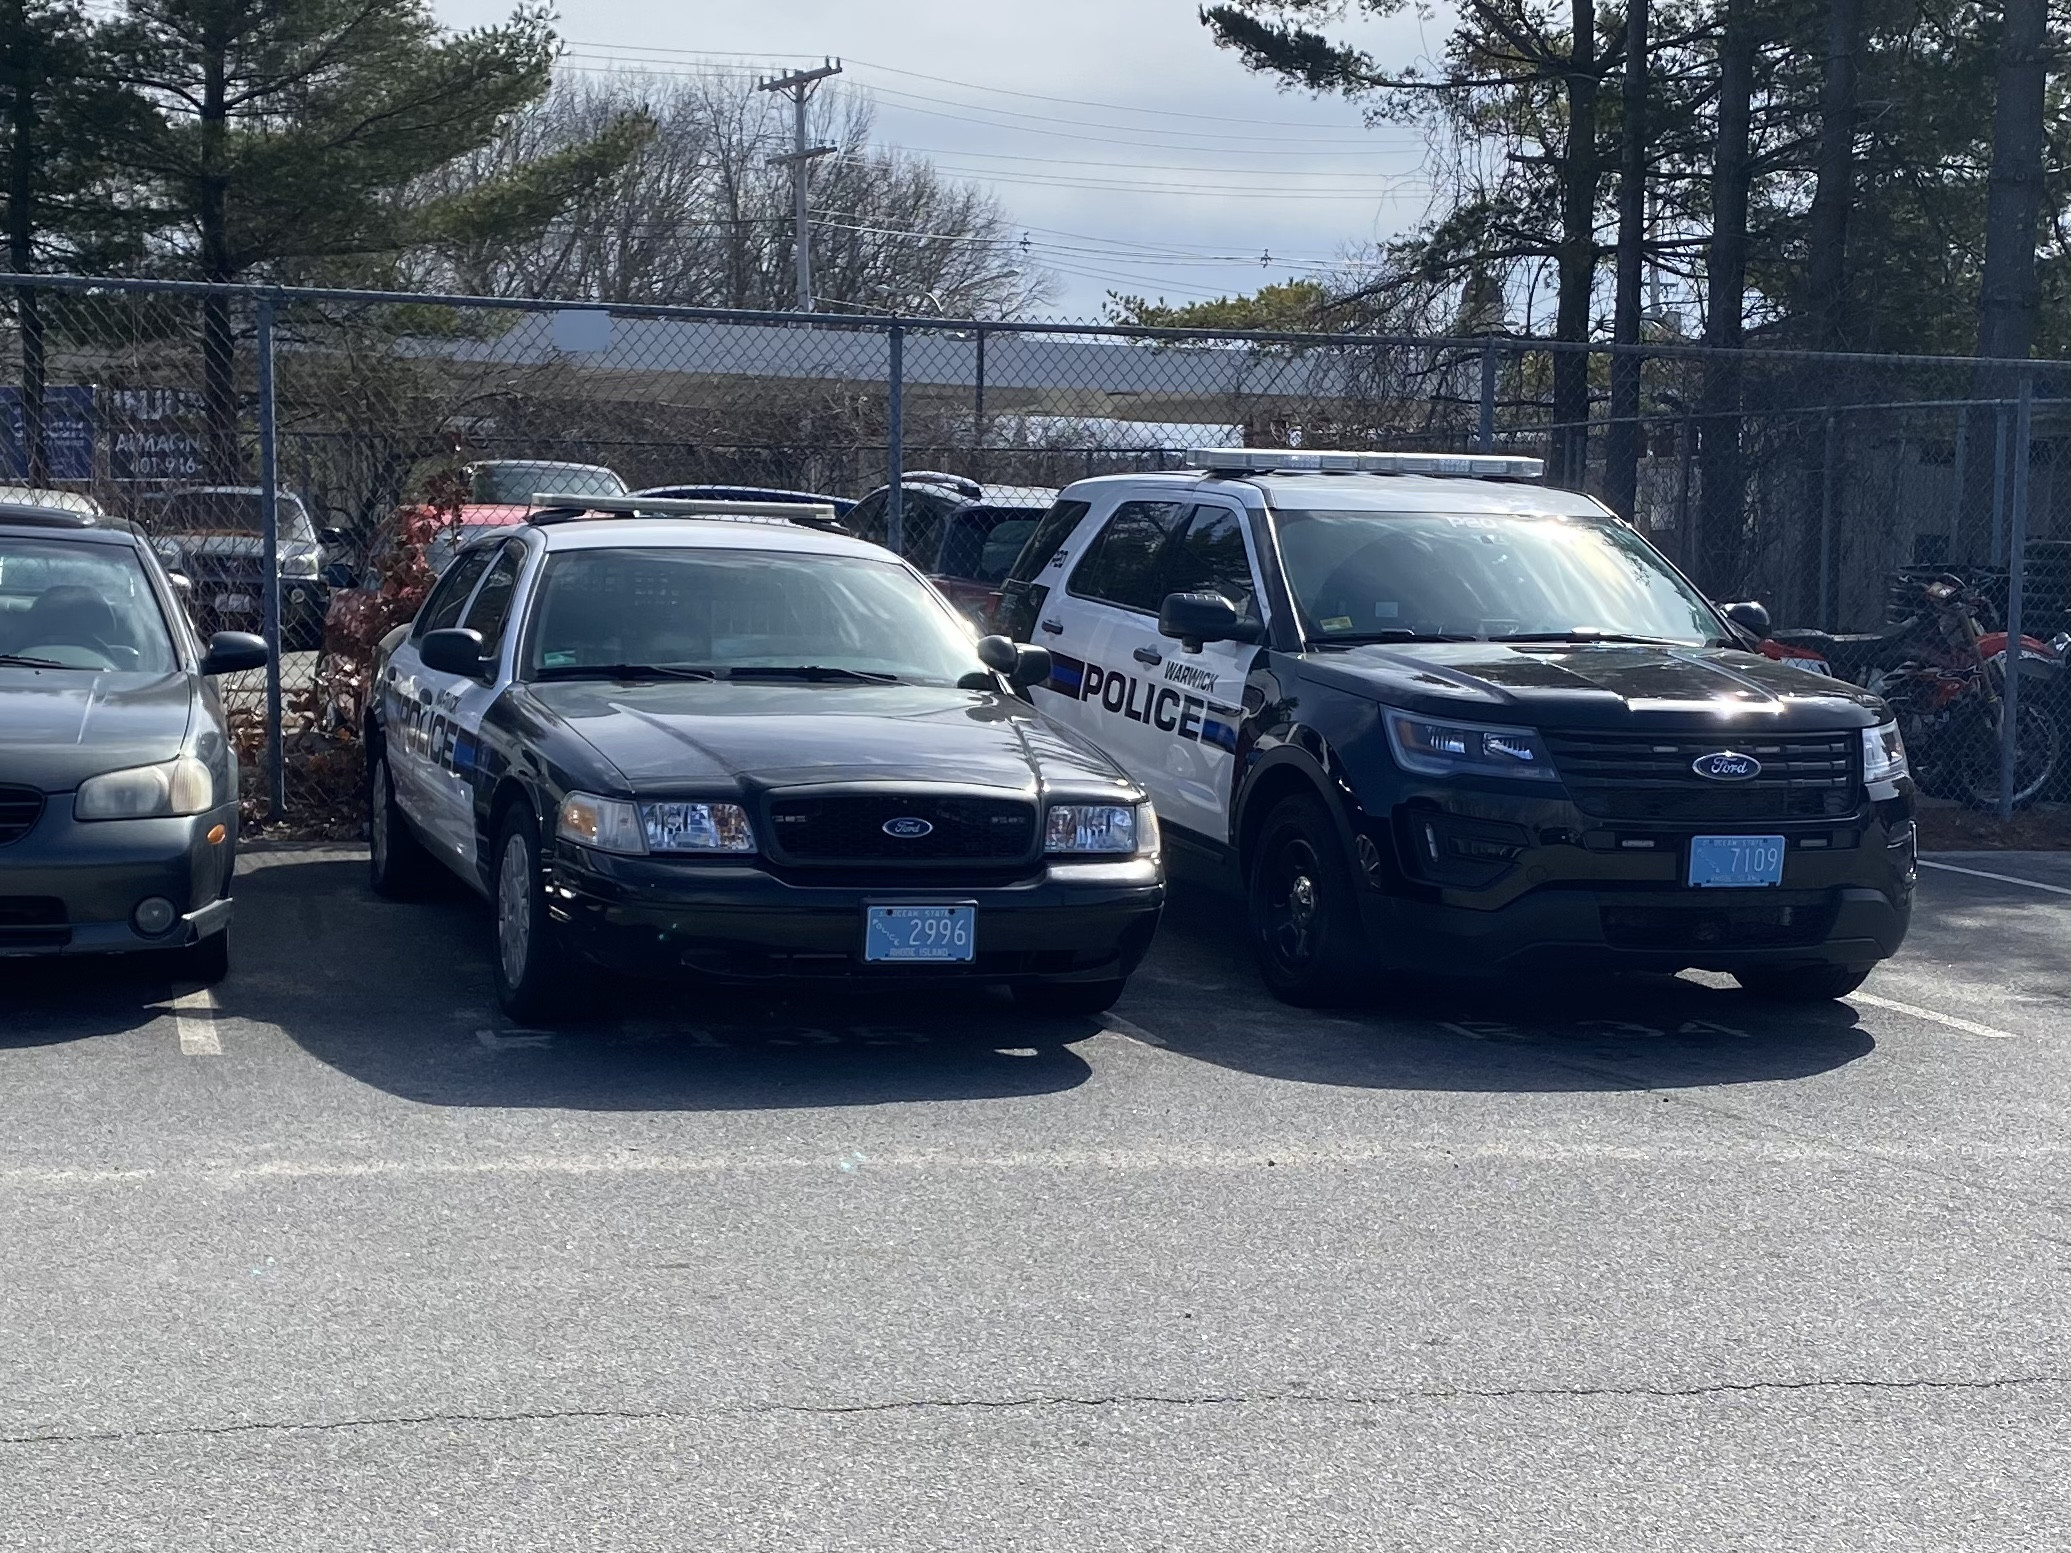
xmin=1040 ymin=618 xmax=1064 ymax=635
xmin=1133 ymin=644 xmax=1163 ymax=666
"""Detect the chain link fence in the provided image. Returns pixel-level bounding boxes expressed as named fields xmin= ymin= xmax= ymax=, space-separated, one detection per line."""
xmin=3 ymin=273 xmax=2066 ymax=833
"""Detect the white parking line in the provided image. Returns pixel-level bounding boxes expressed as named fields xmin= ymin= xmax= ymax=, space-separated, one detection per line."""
xmin=170 ymin=987 xmax=222 ymax=1055
xmin=1918 ymin=860 xmax=2071 ymax=896
xmin=1849 ymin=990 xmax=2017 ymax=1040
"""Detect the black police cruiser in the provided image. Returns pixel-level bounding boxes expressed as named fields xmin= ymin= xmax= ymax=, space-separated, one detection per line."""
xmin=1000 ymin=449 xmax=1915 ymax=1006
xmin=365 ymin=496 xmax=1163 ymax=1020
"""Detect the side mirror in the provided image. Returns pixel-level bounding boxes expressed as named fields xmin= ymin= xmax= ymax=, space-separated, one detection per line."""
xmin=1159 ymin=591 xmax=1264 ymax=651
xmin=167 ymin=572 xmax=194 ymax=599
xmin=976 ymin=633 xmax=1052 ymax=688
xmin=200 ymin=630 xmax=269 ymax=676
xmin=1722 ymin=599 xmax=1771 ymax=640
xmin=420 ymin=626 xmax=491 ymax=678
xmin=319 ymin=525 xmax=349 ymax=548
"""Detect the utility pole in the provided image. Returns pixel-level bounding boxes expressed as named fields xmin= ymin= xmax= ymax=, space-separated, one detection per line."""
xmin=759 ymin=59 xmax=842 ymax=312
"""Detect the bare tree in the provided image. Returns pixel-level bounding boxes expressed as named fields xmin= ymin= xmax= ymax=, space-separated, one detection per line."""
xmin=416 ymin=71 xmax=1051 ymax=318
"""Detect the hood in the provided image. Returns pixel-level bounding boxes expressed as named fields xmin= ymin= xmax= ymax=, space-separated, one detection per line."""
xmin=1300 ymin=642 xmax=1888 ymax=730
xmin=0 ymin=669 xmax=195 ymax=789
xmin=523 ymin=680 xmax=1136 ymax=797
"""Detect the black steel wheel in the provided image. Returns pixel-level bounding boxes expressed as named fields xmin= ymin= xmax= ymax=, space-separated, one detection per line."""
xmin=1247 ymin=794 xmax=1367 ymax=1007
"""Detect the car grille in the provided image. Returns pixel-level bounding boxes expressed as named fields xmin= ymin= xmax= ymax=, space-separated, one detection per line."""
xmin=764 ymin=792 xmax=1039 ymax=867
xmin=0 ymin=786 xmax=44 ymax=845
xmin=1545 ymin=730 xmax=1857 ymax=821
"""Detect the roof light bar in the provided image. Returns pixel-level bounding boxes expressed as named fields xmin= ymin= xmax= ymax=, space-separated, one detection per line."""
xmin=530 ymin=492 xmax=843 ymax=529
xmin=1187 ymin=448 xmax=1545 ymax=481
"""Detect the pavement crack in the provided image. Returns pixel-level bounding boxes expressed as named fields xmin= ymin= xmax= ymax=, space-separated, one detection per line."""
xmin=4 ymin=1372 xmax=2064 ymax=1448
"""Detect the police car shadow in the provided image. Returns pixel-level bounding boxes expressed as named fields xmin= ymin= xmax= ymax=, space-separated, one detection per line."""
xmin=0 ymin=955 xmax=197 ymax=1048
xmin=1129 ymin=892 xmax=1876 ymax=1093
xmin=229 ymin=854 xmax=1099 ymax=1111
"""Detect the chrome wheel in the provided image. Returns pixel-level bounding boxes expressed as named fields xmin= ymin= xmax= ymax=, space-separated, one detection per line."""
xmin=497 ymin=831 xmax=532 ymax=989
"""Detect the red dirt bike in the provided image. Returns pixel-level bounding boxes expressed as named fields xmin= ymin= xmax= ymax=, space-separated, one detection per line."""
xmin=1760 ymin=574 xmax=2069 ymax=811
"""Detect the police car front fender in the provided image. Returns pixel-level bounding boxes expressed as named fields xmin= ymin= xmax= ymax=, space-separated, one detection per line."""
xmin=1234 ymin=737 xmax=1377 ymax=875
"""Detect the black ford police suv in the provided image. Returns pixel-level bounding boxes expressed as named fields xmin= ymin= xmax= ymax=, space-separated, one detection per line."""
xmin=365 ymin=497 xmax=1163 ymax=1020
xmin=999 ymin=449 xmax=1915 ymax=1006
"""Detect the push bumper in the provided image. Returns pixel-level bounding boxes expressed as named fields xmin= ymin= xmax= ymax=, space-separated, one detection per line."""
xmin=547 ymin=847 xmax=1164 ymax=985
xmin=0 ymin=799 xmax=238 ymax=957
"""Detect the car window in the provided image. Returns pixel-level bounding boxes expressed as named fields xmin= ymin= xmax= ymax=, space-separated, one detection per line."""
xmin=413 ymin=546 xmax=494 ymax=639
xmin=0 ymin=537 xmax=176 ymax=672
xmin=939 ymin=507 xmax=1043 ymax=585
xmin=472 ymin=463 xmax=626 ymax=504
xmin=1162 ymin=505 xmax=1259 ymax=618
xmin=461 ymin=541 xmax=527 ymax=661
xmin=848 ymin=490 xmax=888 ymax=545
xmin=1066 ymin=500 xmax=1188 ymax=614
xmin=522 ymin=547 xmax=986 ymax=685
xmin=1002 ymin=499 xmax=1090 ymax=587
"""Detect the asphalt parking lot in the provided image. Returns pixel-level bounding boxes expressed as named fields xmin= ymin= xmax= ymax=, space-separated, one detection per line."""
xmin=4 ymin=850 xmax=2068 ymax=1551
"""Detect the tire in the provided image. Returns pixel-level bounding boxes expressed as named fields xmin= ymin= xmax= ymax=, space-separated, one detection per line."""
xmin=1957 ymin=658 xmax=2064 ymax=812
xmin=1733 ymin=963 xmax=1872 ymax=1002
xmin=368 ymin=753 xmax=434 ymax=899
xmin=1247 ymin=793 xmax=1369 ymax=1007
xmin=490 ymin=805 xmax=585 ymax=1024
xmin=166 ymin=928 xmax=229 ymax=986
xmin=1014 ymin=978 xmax=1126 ymax=1017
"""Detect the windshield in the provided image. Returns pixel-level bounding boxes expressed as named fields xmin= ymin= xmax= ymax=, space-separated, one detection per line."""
xmin=523 ymin=547 xmax=988 ymax=685
xmin=0 ymin=537 xmax=177 ymax=671
xmin=474 ymin=463 xmax=627 ymax=504
xmin=1274 ymin=509 xmax=1726 ymax=646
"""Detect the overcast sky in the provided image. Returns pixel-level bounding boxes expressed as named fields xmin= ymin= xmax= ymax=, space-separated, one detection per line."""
xmin=429 ymin=0 xmax=1448 ymax=318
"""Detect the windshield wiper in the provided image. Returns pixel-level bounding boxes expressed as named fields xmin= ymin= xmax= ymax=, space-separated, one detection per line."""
xmin=723 ymin=665 xmax=901 ymax=683
xmin=1493 ymin=630 xmax=1712 ymax=647
xmin=0 ymin=652 xmax=76 ymax=669
xmin=532 ymin=663 xmax=718 ymax=682
xmin=1311 ymin=630 xmax=1479 ymax=645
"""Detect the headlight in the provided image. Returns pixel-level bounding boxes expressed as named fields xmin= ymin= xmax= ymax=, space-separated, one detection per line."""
xmin=555 ymin=792 xmax=647 ymax=855
xmin=1045 ymin=802 xmax=1157 ymax=856
xmin=1861 ymin=720 xmax=1908 ymax=785
xmin=281 ymin=551 xmax=320 ymax=579
xmin=554 ymin=793 xmax=757 ymax=856
xmin=1383 ymin=708 xmax=1557 ymax=781
xmin=640 ymin=800 xmax=755 ymax=854
xmin=74 ymin=755 xmax=213 ymax=820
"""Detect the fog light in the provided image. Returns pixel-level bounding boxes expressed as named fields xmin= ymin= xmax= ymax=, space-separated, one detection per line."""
xmin=133 ymin=896 xmax=178 ymax=936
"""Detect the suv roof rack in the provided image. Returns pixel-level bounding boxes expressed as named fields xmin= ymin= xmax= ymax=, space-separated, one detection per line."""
xmin=527 ymin=492 xmax=847 ymax=532
xmin=1188 ymin=448 xmax=1545 ymax=481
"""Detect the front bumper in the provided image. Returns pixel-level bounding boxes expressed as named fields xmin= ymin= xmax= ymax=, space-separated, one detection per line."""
xmin=0 ymin=798 xmax=238 ymax=957
xmin=1357 ymin=798 xmax=1916 ymax=976
xmin=547 ymin=846 xmax=1164 ymax=984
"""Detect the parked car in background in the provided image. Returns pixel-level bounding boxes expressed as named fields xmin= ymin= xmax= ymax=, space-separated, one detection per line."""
xmin=846 ymin=473 xmax=1059 ymax=626
xmin=0 ymin=485 xmax=106 ymax=518
xmin=136 ymin=486 xmax=335 ymax=652
xmin=466 ymin=460 xmax=627 ymax=506
xmin=0 ymin=499 xmax=269 ymax=982
xmin=636 ymin=484 xmax=857 ymax=519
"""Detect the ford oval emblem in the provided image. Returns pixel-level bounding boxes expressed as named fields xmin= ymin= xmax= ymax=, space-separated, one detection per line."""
xmin=882 ymin=816 xmax=935 ymax=839
xmin=1692 ymin=751 xmax=1762 ymax=781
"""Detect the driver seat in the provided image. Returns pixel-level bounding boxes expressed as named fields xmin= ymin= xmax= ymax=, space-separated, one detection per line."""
xmin=21 ymin=585 xmax=121 ymax=651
